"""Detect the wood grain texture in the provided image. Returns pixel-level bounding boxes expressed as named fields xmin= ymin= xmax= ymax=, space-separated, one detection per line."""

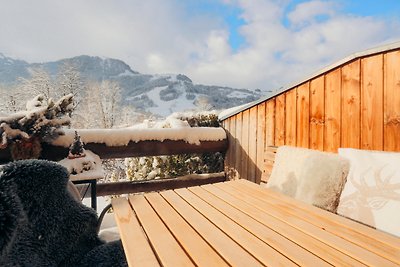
xmin=296 ymin=82 xmax=310 ymax=148
xmin=341 ymin=59 xmax=361 ymax=149
xmin=161 ymin=189 xmax=263 ymax=266
xmin=248 ymin=107 xmax=258 ymax=182
xmin=234 ymin=113 xmax=243 ymax=179
xmin=384 ymin=51 xmax=400 ymax=151
xmin=227 ymin=117 xmax=236 ymax=179
xmin=361 ymin=54 xmax=384 ymax=150
xmin=233 ymin=180 xmax=400 ymax=266
xmin=145 ymin=192 xmax=228 ymax=266
xmin=275 ymin=94 xmax=286 ymax=146
xmin=129 ymin=195 xmax=194 ymax=267
xmin=190 ymin=186 xmax=326 ymax=266
xmin=223 ymin=119 xmax=231 ymax=175
xmin=209 ymin=183 xmax=362 ymax=266
xmin=256 ymin=103 xmax=266 ymax=183
xmin=310 ymin=76 xmax=325 ymax=150
xmin=176 ymin=187 xmax=296 ymax=266
xmin=266 ymin=99 xmax=275 ymax=147
xmin=324 ymin=68 xmax=341 ymax=152
xmin=241 ymin=110 xmax=250 ymax=179
xmin=112 ymin=197 xmax=160 ymax=267
xmin=285 ymin=89 xmax=297 ymax=146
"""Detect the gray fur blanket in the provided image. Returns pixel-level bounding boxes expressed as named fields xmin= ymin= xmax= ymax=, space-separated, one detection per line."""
xmin=0 ymin=159 xmax=127 ymax=266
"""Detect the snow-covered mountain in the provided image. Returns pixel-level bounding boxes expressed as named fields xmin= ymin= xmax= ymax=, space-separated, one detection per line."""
xmin=0 ymin=53 xmax=266 ymax=117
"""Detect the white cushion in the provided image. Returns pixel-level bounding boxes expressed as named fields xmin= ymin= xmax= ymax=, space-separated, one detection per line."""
xmin=266 ymin=146 xmax=349 ymax=212
xmin=337 ymin=148 xmax=400 ymax=237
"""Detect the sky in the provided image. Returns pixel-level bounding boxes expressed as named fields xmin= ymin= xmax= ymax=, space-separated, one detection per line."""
xmin=1 ymin=0 xmax=400 ymax=92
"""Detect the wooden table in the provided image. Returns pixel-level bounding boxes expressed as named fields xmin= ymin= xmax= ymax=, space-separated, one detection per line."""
xmin=112 ymin=179 xmax=400 ymax=267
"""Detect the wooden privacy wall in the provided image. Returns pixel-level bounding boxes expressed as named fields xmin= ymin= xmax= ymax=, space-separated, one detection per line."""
xmin=222 ymin=50 xmax=400 ymax=183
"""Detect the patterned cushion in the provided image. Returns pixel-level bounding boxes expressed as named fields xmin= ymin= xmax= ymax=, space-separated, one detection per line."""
xmin=266 ymin=146 xmax=349 ymax=212
xmin=337 ymin=148 xmax=400 ymax=237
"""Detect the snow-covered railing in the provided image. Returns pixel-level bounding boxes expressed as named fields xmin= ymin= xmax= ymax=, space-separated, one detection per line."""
xmin=0 ymin=127 xmax=228 ymax=162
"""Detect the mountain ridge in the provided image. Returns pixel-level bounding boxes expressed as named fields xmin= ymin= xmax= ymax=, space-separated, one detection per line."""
xmin=0 ymin=53 xmax=266 ymax=117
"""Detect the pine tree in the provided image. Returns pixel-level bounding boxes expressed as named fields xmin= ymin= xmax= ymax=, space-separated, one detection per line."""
xmin=68 ymin=131 xmax=85 ymax=158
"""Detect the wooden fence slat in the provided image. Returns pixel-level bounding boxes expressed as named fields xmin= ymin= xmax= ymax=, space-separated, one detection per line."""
xmin=241 ymin=110 xmax=250 ymax=180
xmin=285 ymin=89 xmax=297 ymax=146
xmin=223 ymin=119 xmax=231 ymax=175
xmin=384 ymin=51 xmax=400 ymax=151
xmin=296 ymin=82 xmax=310 ymax=148
xmin=341 ymin=59 xmax=361 ymax=149
xmin=324 ymin=68 xmax=342 ymax=152
xmin=227 ymin=117 xmax=236 ymax=179
xmin=266 ymin=99 xmax=275 ymax=147
xmin=310 ymin=76 xmax=325 ymax=150
xmin=256 ymin=103 xmax=266 ymax=183
xmin=234 ymin=113 xmax=243 ymax=179
xmin=275 ymin=94 xmax=286 ymax=146
xmin=248 ymin=107 xmax=258 ymax=182
xmin=361 ymin=54 xmax=384 ymax=150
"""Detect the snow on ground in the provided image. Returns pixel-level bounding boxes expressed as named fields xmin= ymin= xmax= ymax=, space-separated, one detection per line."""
xmin=227 ymin=90 xmax=253 ymax=98
xmin=141 ymin=84 xmax=197 ymax=117
xmin=117 ymin=69 xmax=135 ymax=77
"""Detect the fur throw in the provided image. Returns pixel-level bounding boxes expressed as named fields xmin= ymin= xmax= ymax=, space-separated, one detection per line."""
xmin=0 ymin=159 xmax=127 ymax=266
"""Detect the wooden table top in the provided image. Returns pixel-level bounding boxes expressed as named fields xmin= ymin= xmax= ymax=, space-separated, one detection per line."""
xmin=112 ymin=179 xmax=400 ymax=267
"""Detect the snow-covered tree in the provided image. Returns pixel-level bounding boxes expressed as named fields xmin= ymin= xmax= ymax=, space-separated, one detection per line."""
xmin=17 ymin=68 xmax=54 ymax=101
xmin=68 ymin=131 xmax=86 ymax=158
xmin=0 ymin=94 xmax=73 ymax=160
xmin=77 ymin=80 xmax=122 ymax=128
xmin=56 ymin=62 xmax=84 ymax=114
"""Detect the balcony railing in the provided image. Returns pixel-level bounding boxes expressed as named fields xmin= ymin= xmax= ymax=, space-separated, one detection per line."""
xmin=0 ymin=127 xmax=229 ymax=195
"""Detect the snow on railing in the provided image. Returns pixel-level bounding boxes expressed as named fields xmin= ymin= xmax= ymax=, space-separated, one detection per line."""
xmin=52 ymin=127 xmax=227 ymax=147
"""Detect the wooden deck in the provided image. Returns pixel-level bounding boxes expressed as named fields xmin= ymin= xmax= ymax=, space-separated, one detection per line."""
xmin=112 ymin=179 xmax=400 ymax=267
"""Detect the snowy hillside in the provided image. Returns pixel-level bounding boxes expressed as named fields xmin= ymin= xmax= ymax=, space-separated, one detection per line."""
xmin=0 ymin=53 xmax=267 ymax=117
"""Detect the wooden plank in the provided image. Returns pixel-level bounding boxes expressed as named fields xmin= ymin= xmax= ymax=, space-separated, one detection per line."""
xmin=262 ymin=146 xmax=277 ymax=183
xmin=160 ymin=189 xmax=263 ymax=266
xmin=226 ymin=117 xmax=236 ymax=179
xmin=285 ymin=89 xmax=297 ymax=146
xmin=223 ymin=119 xmax=231 ymax=175
xmin=225 ymin=182 xmax=397 ymax=267
xmin=112 ymin=198 xmax=160 ymax=267
xmin=234 ymin=113 xmax=243 ymax=179
xmin=384 ymin=51 xmax=400 ymax=151
xmin=144 ymin=192 xmax=228 ymax=266
xmin=310 ymin=76 xmax=325 ymax=150
xmin=341 ymin=59 xmax=361 ymax=149
xmin=296 ymin=82 xmax=310 ymax=148
xmin=241 ymin=110 xmax=250 ymax=180
xmin=204 ymin=183 xmax=359 ymax=266
xmin=248 ymin=107 xmax=258 ymax=182
xmin=175 ymin=188 xmax=295 ymax=266
xmin=266 ymin=99 xmax=275 ymax=147
xmin=96 ymin=173 xmax=225 ymax=196
xmin=361 ymin=54 xmax=384 ymax=150
xmin=129 ymin=195 xmax=194 ymax=267
xmin=275 ymin=94 xmax=286 ymax=146
xmin=324 ymin=68 xmax=341 ymax=152
xmin=256 ymin=103 xmax=266 ymax=183
xmin=236 ymin=179 xmax=400 ymax=265
xmin=190 ymin=186 xmax=329 ymax=267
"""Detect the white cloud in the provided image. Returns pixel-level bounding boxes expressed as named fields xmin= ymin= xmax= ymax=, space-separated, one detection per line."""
xmin=0 ymin=0 xmax=400 ymax=92
xmin=287 ymin=0 xmax=337 ymax=26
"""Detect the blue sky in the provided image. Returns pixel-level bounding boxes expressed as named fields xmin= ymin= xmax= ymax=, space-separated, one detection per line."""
xmin=186 ymin=0 xmax=400 ymax=52
xmin=1 ymin=0 xmax=400 ymax=90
